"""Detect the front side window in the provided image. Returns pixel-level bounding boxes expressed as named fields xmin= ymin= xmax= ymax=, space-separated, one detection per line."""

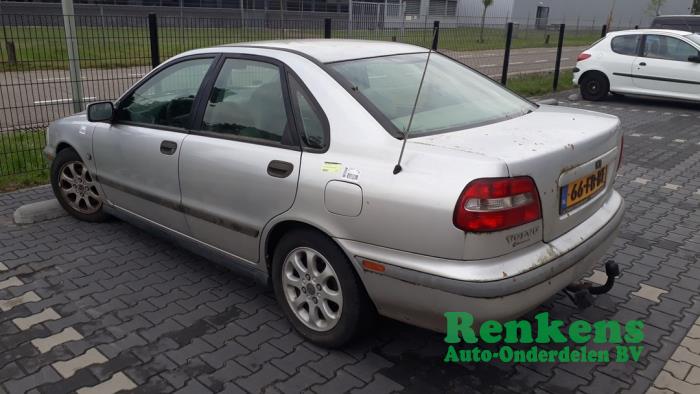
xmin=611 ymin=35 xmax=641 ymax=56
xmin=116 ymin=58 xmax=213 ymax=128
xmin=643 ymin=35 xmax=699 ymax=61
xmin=201 ymin=58 xmax=290 ymax=144
xmin=329 ymin=53 xmax=534 ymax=137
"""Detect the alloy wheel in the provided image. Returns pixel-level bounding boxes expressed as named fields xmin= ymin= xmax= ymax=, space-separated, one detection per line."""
xmin=57 ymin=161 xmax=102 ymax=214
xmin=281 ymin=247 xmax=343 ymax=332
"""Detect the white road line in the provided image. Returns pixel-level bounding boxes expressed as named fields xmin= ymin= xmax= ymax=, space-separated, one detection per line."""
xmin=535 ymin=59 xmax=547 ymax=63
xmin=562 ymin=57 xmax=570 ymax=60
xmin=36 ymin=77 xmax=69 ymax=82
xmin=652 ymin=136 xmax=664 ymax=140
xmin=630 ymin=133 xmax=642 ymax=137
xmin=0 ymin=262 xmax=7 ymax=271
xmin=673 ymin=139 xmax=687 ymax=143
xmin=76 ymin=372 xmax=137 ymax=394
xmin=633 ymin=178 xmax=651 ymax=185
xmin=32 ymin=327 xmax=84 ymax=354
xmin=510 ymin=61 xmax=525 ymax=65
xmin=0 ymin=291 xmax=41 ymax=312
xmin=13 ymin=308 xmax=60 ymax=330
xmin=34 ymin=97 xmax=97 ymax=105
xmin=0 ymin=277 xmax=22 ymax=290
xmin=481 ymin=64 xmax=497 ymax=67
xmin=664 ymin=183 xmax=682 ymax=191
xmin=52 ymin=348 xmax=109 ymax=379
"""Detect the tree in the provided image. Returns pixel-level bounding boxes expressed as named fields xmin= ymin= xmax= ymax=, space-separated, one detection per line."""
xmin=646 ymin=0 xmax=668 ymax=16
xmin=479 ymin=0 xmax=494 ymax=43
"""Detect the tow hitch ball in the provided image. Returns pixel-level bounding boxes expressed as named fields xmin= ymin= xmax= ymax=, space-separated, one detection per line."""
xmin=564 ymin=261 xmax=620 ymax=309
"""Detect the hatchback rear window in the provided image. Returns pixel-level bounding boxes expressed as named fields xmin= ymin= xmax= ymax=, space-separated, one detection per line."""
xmin=328 ymin=53 xmax=534 ymax=137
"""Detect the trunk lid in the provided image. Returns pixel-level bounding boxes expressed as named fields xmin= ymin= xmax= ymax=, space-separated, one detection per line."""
xmin=412 ymin=105 xmax=622 ymax=242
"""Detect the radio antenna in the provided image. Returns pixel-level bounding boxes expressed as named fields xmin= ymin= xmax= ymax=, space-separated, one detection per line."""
xmin=393 ymin=28 xmax=437 ymax=175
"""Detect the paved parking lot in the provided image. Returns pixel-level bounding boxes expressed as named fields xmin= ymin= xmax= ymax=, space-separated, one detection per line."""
xmin=1 ymin=93 xmax=700 ymax=393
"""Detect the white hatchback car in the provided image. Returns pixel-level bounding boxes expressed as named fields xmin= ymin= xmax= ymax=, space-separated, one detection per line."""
xmin=573 ymin=29 xmax=700 ymax=102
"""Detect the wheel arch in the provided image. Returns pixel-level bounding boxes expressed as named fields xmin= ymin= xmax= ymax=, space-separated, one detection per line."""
xmin=579 ymin=69 xmax=610 ymax=86
xmin=263 ymin=220 xmax=333 ymax=274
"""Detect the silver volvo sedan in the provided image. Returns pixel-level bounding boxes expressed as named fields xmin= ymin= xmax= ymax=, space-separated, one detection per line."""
xmin=44 ymin=40 xmax=625 ymax=347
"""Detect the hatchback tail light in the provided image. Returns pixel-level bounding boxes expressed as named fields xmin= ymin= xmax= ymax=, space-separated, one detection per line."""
xmin=577 ymin=53 xmax=592 ymax=61
xmin=453 ymin=177 xmax=541 ymax=233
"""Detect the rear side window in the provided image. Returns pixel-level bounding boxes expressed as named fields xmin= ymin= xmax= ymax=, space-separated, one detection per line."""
xmin=611 ymin=35 xmax=641 ymax=56
xmin=201 ymin=58 xmax=293 ymax=145
xmin=287 ymin=74 xmax=328 ymax=150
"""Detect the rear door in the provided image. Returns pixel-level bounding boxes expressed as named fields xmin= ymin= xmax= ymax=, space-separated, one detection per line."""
xmin=93 ymin=56 xmax=216 ymax=233
xmin=633 ymin=34 xmax=700 ymax=98
xmin=178 ymin=55 xmax=303 ymax=262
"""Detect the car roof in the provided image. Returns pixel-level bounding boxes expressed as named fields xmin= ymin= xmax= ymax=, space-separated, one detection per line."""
xmin=609 ymin=28 xmax=693 ymax=36
xmin=219 ymin=39 xmax=428 ymax=63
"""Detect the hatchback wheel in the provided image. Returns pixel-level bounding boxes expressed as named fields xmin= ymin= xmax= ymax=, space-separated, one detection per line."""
xmin=272 ymin=229 xmax=374 ymax=347
xmin=580 ymin=72 xmax=610 ymax=101
xmin=51 ymin=148 xmax=109 ymax=222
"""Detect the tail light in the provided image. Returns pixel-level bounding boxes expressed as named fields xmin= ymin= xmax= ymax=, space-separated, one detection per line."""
xmin=577 ymin=53 xmax=592 ymax=61
xmin=453 ymin=177 xmax=541 ymax=233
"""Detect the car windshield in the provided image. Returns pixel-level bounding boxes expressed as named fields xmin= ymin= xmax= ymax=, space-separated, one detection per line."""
xmin=688 ymin=34 xmax=700 ymax=46
xmin=328 ymin=53 xmax=535 ymax=137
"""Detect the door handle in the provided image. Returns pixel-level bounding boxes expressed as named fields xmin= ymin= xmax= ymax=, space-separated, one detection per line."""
xmin=267 ymin=160 xmax=294 ymax=178
xmin=638 ymin=62 xmax=647 ymax=66
xmin=160 ymin=140 xmax=177 ymax=155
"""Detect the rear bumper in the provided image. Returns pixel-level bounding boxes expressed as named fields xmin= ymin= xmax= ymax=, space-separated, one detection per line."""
xmin=338 ymin=190 xmax=624 ymax=332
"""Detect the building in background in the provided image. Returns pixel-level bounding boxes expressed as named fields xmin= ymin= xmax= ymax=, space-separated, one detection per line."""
xmin=0 ymin=0 xmax=694 ymax=27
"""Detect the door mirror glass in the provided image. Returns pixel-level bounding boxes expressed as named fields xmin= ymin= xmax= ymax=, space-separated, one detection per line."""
xmin=87 ymin=102 xmax=114 ymax=122
xmin=689 ymin=55 xmax=700 ymax=63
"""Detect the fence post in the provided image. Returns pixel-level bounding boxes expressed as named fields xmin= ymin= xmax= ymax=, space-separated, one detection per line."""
xmin=431 ymin=20 xmax=439 ymax=50
xmin=324 ymin=18 xmax=331 ymax=39
xmin=501 ymin=22 xmax=514 ymax=86
xmin=61 ymin=0 xmax=84 ymax=113
xmin=601 ymin=24 xmax=607 ymax=38
xmin=553 ymin=23 xmax=565 ymax=92
xmin=148 ymin=13 xmax=160 ymax=69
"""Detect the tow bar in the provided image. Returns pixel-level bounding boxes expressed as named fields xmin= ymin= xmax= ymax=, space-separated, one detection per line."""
xmin=564 ymin=261 xmax=620 ymax=309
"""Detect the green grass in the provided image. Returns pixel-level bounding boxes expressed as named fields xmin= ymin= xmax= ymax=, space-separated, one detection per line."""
xmin=0 ymin=25 xmax=600 ymax=71
xmin=507 ymin=69 xmax=575 ymax=97
xmin=0 ymin=130 xmax=49 ymax=192
xmin=0 ymin=71 xmax=576 ymax=193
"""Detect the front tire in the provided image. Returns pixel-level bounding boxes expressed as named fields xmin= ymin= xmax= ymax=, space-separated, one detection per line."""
xmin=272 ymin=229 xmax=374 ymax=348
xmin=51 ymin=148 xmax=109 ymax=222
xmin=580 ymin=72 xmax=610 ymax=101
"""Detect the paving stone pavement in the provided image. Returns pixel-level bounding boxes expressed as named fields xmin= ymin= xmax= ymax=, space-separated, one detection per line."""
xmin=1 ymin=93 xmax=699 ymax=393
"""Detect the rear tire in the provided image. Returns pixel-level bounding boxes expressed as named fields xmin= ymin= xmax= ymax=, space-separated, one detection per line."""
xmin=271 ymin=229 xmax=374 ymax=348
xmin=580 ymin=72 xmax=610 ymax=101
xmin=51 ymin=148 xmax=109 ymax=222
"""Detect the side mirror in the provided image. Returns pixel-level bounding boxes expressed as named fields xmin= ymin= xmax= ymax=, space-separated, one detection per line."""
xmin=689 ymin=55 xmax=700 ymax=63
xmin=87 ymin=101 xmax=114 ymax=122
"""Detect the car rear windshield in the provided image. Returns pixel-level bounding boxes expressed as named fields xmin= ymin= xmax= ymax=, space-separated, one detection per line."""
xmin=328 ymin=53 xmax=535 ymax=137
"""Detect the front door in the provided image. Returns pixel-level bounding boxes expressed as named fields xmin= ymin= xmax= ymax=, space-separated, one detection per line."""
xmin=633 ymin=34 xmax=700 ymax=98
xmin=178 ymin=56 xmax=302 ymax=262
xmin=93 ymin=56 xmax=216 ymax=233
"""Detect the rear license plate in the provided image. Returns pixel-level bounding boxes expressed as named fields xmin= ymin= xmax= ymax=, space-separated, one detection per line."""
xmin=560 ymin=166 xmax=608 ymax=214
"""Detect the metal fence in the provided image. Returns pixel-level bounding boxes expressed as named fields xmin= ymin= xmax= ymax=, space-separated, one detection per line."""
xmin=0 ymin=13 xmax=626 ymax=181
